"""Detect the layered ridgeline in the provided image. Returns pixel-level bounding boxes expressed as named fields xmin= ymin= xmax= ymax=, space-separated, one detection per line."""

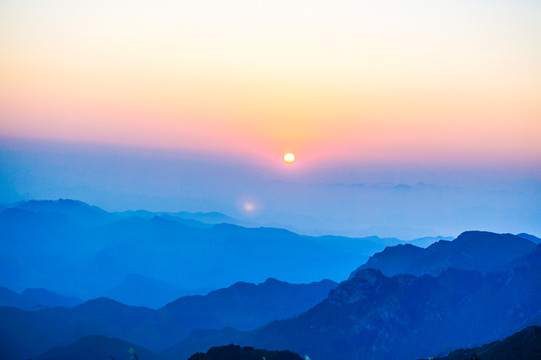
xmin=0 ymin=278 xmax=336 ymax=360
xmin=35 ymin=336 xmax=161 ymax=360
xmin=36 ymin=341 xmax=304 ymax=360
xmin=419 ymin=325 xmax=541 ymax=360
xmin=0 ymin=286 xmax=83 ymax=310
xmin=349 ymin=231 xmax=538 ymax=278
xmin=2 ymin=201 xmax=540 ymax=360
xmin=3 ymin=230 xmax=539 ymax=360
xmin=187 ymin=344 xmax=303 ymax=360
xmin=0 ymin=199 xmax=442 ymax=306
xmin=33 ymin=326 xmax=541 ymax=360
xmin=169 ymin=233 xmax=541 ymax=360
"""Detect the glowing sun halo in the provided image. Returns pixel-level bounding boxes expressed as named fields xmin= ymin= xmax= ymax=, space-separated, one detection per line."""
xmin=284 ymin=153 xmax=295 ymax=163
xmin=243 ymin=202 xmax=255 ymax=212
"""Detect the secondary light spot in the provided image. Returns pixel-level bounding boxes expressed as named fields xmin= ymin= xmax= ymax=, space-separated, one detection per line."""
xmin=243 ymin=202 xmax=255 ymax=212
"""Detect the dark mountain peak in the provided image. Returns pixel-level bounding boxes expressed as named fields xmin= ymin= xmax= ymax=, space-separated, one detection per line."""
xmin=74 ymin=297 xmax=151 ymax=315
xmin=351 ymin=230 xmax=537 ymax=278
xmin=261 ymin=278 xmax=286 ymax=287
xmin=55 ymin=198 xmax=89 ymax=207
xmin=373 ymin=242 xmax=423 ymax=255
xmin=447 ymin=231 xmax=536 ymax=265
xmin=452 ymin=231 xmax=531 ymax=247
xmin=158 ymin=277 xmax=337 ymax=339
xmin=329 ymin=268 xmax=390 ymax=304
xmin=373 ymin=242 xmax=423 ymax=258
xmin=14 ymin=198 xmax=114 ymax=226
xmin=18 ymin=199 xmax=95 ymax=213
xmin=318 ymin=278 xmax=340 ymax=287
xmin=349 ymin=243 xmax=424 ymax=278
xmin=220 ymin=278 xmax=286 ymax=293
xmin=188 ymin=344 xmax=303 ymax=360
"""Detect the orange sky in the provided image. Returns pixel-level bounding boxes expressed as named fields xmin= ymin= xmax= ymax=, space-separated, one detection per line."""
xmin=1 ymin=0 xmax=540 ymax=168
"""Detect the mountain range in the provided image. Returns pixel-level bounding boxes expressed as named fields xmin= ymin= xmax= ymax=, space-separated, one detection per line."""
xmin=0 ymin=199 xmax=448 ymax=305
xmin=2 ymin=229 xmax=539 ymax=360
xmin=349 ymin=231 xmax=537 ymax=278
xmin=187 ymin=344 xmax=303 ymax=360
xmin=0 ymin=278 xmax=336 ymax=359
xmin=31 ymin=326 xmax=541 ymax=360
xmin=168 ymin=234 xmax=541 ymax=360
xmin=0 ymin=286 xmax=82 ymax=310
xmin=35 ymin=335 xmax=161 ymax=360
xmin=1 ymin=199 xmax=541 ymax=360
xmin=419 ymin=325 xmax=541 ymax=360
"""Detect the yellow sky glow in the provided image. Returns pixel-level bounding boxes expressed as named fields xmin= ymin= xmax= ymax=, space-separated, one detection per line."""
xmin=1 ymin=0 xmax=540 ymax=166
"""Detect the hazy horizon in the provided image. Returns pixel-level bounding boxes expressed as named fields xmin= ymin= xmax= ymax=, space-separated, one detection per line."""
xmin=1 ymin=0 xmax=540 ymax=238
xmin=2 ymin=136 xmax=539 ymax=239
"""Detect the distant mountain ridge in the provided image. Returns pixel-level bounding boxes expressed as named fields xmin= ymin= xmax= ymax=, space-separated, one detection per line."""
xmin=0 ymin=278 xmax=337 ymax=359
xmin=349 ymin=231 xmax=536 ymax=278
xmin=1 ymin=199 xmax=436 ymax=302
xmin=2 ymin=229 xmax=541 ymax=360
xmin=517 ymin=232 xmax=541 ymax=244
xmin=13 ymin=199 xmax=115 ymax=226
xmin=115 ymin=209 xmax=240 ymax=228
xmin=0 ymin=286 xmax=83 ymax=310
xmin=160 ymin=278 xmax=337 ymax=331
xmin=5 ymin=199 xmax=541 ymax=360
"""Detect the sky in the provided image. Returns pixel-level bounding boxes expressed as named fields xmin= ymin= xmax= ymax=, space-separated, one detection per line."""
xmin=1 ymin=0 xmax=540 ymax=238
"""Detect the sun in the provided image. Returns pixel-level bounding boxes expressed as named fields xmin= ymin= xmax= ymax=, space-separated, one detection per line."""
xmin=283 ymin=152 xmax=295 ymax=163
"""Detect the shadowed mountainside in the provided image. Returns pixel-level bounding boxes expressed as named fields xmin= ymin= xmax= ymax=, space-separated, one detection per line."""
xmin=36 ymin=335 xmax=162 ymax=360
xmin=188 ymin=344 xmax=303 ymax=360
xmin=159 ymin=278 xmax=337 ymax=331
xmin=3 ymin=231 xmax=540 ymax=360
xmin=36 ymin=338 xmax=304 ymax=360
xmin=349 ymin=231 xmax=536 ymax=278
xmin=169 ymin=242 xmax=541 ymax=360
xmin=0 ymin=278 xmax=336 ymax=360
xmin=419 ymin=325 xmax=541 ymax=360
